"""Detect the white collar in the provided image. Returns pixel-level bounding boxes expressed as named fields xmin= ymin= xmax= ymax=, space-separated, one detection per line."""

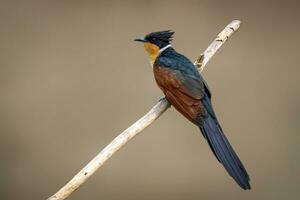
xmin=159 ymin=44 xmax=172 ymax=54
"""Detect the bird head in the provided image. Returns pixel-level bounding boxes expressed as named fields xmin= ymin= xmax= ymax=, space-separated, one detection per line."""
xmin=135 ymin=30 xmax=174 ymax=65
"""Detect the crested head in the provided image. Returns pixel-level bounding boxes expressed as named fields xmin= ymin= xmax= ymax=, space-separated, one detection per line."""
xmin=144 ymin=30 xmax=175 ymax=48
xmin=135 ymin=30 xmax=175 ymax=65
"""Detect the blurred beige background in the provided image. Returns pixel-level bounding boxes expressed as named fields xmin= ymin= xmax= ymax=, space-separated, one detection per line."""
xmin=0 ymin=0 xmax=299 ymax=199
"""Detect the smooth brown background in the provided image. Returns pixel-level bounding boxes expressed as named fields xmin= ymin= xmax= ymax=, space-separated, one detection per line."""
xmin=0 ymin=1 xmax=299 ymax=199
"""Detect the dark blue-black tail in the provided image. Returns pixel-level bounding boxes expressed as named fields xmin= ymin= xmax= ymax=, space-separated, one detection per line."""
xmin=199 ymin=96 xmax=251 ymax=190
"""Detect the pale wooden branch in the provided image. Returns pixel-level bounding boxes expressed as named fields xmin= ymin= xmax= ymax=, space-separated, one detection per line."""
xmin=47 ymin=20 xmax=241 ymax=200
xmin=194 ymin=20 xmax=241 ymax=71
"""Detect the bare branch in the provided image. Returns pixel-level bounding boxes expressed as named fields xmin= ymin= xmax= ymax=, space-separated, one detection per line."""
xmin=194 ymin=20 xmax=241 ymax=71
xmin=47 ymin=20 xmax=241 ymax=200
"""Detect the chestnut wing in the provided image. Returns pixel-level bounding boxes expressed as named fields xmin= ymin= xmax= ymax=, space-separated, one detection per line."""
xmin=153 ymin=66 xmax=207 ymax=123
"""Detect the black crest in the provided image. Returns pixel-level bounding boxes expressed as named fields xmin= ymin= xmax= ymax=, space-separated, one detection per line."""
xmin=145 ymin=30 xmax=175 ymax=47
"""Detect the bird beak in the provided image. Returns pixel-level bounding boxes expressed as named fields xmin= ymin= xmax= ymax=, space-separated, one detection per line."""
xmin=134 ymin=37 xmax=147 ymax=43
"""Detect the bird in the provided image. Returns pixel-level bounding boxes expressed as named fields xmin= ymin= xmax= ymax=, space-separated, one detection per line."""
xmin=134 ymin=30 xmax=251 ymax=190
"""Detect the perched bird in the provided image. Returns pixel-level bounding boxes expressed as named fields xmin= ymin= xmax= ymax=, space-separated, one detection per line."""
xmin=135 ymin=30 xmax=251 ymax=190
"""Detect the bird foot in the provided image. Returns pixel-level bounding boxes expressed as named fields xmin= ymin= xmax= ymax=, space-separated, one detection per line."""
xmin=159 ymin=96 xmax=167 ymax=102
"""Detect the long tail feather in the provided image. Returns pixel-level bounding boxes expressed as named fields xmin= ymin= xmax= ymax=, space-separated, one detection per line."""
xmin=199 ymin=97 xmax=251 ymax=189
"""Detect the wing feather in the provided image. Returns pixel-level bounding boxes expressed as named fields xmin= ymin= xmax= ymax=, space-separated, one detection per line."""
xmin=153 ymin=66 xmax=206 ymax=123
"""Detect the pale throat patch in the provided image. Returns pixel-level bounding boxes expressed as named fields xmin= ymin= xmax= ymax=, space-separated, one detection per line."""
xmin=143 ymin=42 xmax=172 ymax=66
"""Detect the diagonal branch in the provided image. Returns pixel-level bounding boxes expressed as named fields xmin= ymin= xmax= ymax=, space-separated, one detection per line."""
xmin=47 ymin=20 xmax=241 ymax=200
